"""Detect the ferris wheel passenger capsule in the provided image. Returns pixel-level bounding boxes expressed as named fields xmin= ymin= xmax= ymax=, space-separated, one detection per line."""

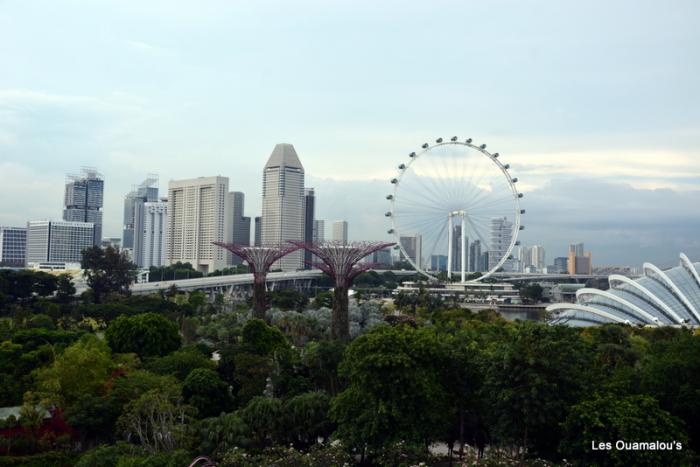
xmin=520 ymin=209 xmax=526 ymax=214
xmin=387 ymin=229 xmax=394 ymax=234
xmin=422 ymin=143 xmax=429 ymax=149
xmin=390 ymin=178 xmax=398 ymax=184
xmin=493 ymin=153 xmax=499 ymax=158
xmin=386 ymin=195 xmax=393 ymax=200
xmin=409 ymin=152 xmax=416 ymax=158
xmin=398 ymin=164 xmax=406 ymax=170
xmin=466 ymin=138 xmax=472 ymax=143
xmin=503 ymin=164 xmax=510 ymax=169
xmin=480 ymin=144 xmax=487 ymax=149
xmin=451 ymin=136 xmax=458 ymax=141
xmin=512 ymin=177 xmax=518 ymax=183
xmin=385 ymin=212 xmax=392 ymax=217
xmin=519 ymin=225 xmax=525 ymax=230
xmin=436 ymin=137 xmax=443 ymax=143
xmin=518 ymin=193 xmax=524 ymax=198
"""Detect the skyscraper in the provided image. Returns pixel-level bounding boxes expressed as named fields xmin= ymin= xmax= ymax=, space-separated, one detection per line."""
xmin=331 ymin=220 xmax=348 ymax=243
xmin=26 ymin=220 xmax=94 ymax=265
xmin=469 ymin=240 xmax=482 ymax=272
xmin=553 ymin=257 xmax=568 ymax=274
xmin=254 ymin=217 xmax=262 ymax=246
xmin=568 ymin=243 xmax=593 ymax=275
xmin=261 ymin=144 xmax=305 ymax=271
xmin=303 ymin=188 xmax=316 ymax=269
xmin=166 ymin=176 xmax=230 ymax=274
xmin=63 ymin=168 xmax=103 ymax=245
xmin=450 ymin=224 xmax=463 ymax=273
xmin=140 ymin=200 xmax=168 ymax=268
xmin=399 ymin=234 xmax=422 ymax=269
xmin=570 ymin=243 xmax=584 ymax=257
xmin=489 ymin=217 xmax=513 ymax=271
xmin=228 ymin=191 xmax=251 ymax=265
xmin=531 ymin=245 xmax=546 ymax=271
xmin=312 ymin=220 xmax=325 ymax=243
xmin=123 ymin=177 xmax=159 ymax=257
xmin=0 ymin=226 xmax=27 ymax=267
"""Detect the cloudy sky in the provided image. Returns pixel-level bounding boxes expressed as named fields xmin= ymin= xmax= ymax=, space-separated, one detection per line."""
xmin=1 ymin=0 xmax=698 ymax=268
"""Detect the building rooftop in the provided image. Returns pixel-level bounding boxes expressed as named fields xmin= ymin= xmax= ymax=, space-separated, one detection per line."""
xmin=265 ymin=143 xmax=304 ymax=170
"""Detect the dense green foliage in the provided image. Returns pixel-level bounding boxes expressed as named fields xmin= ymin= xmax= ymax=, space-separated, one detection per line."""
xmin=0 ymin=268 xmax=698 ymax=466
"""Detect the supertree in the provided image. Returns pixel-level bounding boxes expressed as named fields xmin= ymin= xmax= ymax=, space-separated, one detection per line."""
xmin=212 ymin=242 xmax=301 ymax=320
xmin=289 ymin=240 xmax=395 ymax=341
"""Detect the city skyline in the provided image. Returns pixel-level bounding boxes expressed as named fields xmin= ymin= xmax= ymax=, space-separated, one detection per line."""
xmin=0 ymin=1 xmax=699 ymax=267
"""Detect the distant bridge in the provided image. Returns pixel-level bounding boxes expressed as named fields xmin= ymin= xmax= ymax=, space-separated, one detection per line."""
xmin=130 ymin=268 xmax=417 ymax=296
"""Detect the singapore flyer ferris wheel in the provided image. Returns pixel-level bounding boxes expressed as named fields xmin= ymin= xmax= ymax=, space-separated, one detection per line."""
xmin=386 ymin=136 xmax=525 ymax=282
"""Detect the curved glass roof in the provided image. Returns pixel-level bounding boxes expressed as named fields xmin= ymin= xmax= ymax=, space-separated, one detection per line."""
xmin=548 ymin=253 xmax=700 ymax=327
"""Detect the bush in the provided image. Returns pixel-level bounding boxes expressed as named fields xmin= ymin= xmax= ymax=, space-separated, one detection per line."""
xmin=105 ymin=313 xmax=181 ymax=358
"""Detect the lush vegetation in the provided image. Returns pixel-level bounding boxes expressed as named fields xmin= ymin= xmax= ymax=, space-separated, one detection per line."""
xmin=0 ymin=267 xmax=698 ymax=466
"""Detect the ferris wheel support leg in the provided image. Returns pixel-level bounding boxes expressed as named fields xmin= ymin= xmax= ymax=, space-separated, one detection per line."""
xmin=461 ymin=215 xmax=466 ymax=283
xmin=447 ymin=214 xmax=453 ymax=279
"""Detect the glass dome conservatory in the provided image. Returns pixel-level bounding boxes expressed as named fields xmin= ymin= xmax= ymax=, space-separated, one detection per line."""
xmin=548 ymin=253 xmax=700 ymax=327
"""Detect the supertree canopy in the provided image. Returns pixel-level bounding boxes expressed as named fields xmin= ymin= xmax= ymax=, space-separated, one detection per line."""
xmin=212 ymin=242 xmax=301 ymax=320
xmin=290 ymin=240 xmax=395 ymax=341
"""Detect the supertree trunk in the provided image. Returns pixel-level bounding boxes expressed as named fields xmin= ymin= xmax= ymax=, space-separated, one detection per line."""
xmin=253 ymin=279 xmax=267 ymax=320
xmin=289 ymin=240 xmax=395 ymax=342
xmin=211 ymin=242 xmax=301 ymax=320
xmin=332 ymin=284 xmax=350 ymax=341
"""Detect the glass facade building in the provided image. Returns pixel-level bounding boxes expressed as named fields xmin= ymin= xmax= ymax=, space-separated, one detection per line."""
xmin=0 ymin=226 xmax=27 ymax=267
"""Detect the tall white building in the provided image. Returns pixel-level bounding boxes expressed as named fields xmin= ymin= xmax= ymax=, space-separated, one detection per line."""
xmin=26 ymin=220 xmax=94 ymax=266
xmin=489 ymin=217 xmax=513 ymax=271
xmin=166 ymin=176 xmax=230 ymax=274
xmin=531 ymin=245 xmax=546 ymax=271
xmin=138 ymin=200 xmax=168 ymax=268
xmin=261 ymin=144 xmax=305 ymax=271
xmin=331 ymin=220 xmax=348 ymax=243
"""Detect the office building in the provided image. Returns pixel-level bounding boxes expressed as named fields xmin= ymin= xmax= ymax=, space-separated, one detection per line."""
xmin=373 ymin=248 xmax=393 ymax=267
xmin=26 ymin=220 xmax=94 ymax=265
xmin=63 ymin=168 xmax=104 ymax=245
xmin=228 ymin=191 xmax=252 ymax=265
xmin=430 ymin=254 xmax=447 ymax=272
xmin=553 ymin=257 xmax=568 ymax=274
xmin=478 ymin=251 xmax=490 ymax=272
xmin=166 ymin=176 xmax=230 ymax=274
xmin=570 ymin=243 xmax=584 ymax=258
xmin=489 ymin=217 xmax=513 ymax=271
xmin=261 ymin=144 xmax=305 ymax=271
xmin=531 ymin=245 xmax=546 ymax=272
xmin=140 ymin=200 xmax=168 ymax=268
xmin=331 ymin=220 xmax=348 ymax=243
xmin=123 ymin=177 xmax=159 ymax=255
xmin=469 ymin=240 xmax=482 ymax=272
xmin=0 ymin=226 xmax=27 ymax=267
xmin=399 ymin=234 xmax=422 ymax=268
xmin=312 ymin=220 xmax=325 ymax=243
xmin=567 ymin=243 xmax=593 ymax=275
xmin=450 ymin=224 xmax=463 ymax=273
xmin=303 ymin=188 xmax=316 ymax=268
xmin=254 ymin=217 xmax=262 ymax=246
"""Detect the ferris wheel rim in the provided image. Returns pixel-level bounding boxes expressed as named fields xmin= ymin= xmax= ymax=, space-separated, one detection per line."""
xmin=387 ymin=138 xmax=523 ymax=282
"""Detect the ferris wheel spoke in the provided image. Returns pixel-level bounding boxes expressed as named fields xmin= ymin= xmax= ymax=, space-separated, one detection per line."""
xmin=467 ymin=194 xmax=518 ymax=213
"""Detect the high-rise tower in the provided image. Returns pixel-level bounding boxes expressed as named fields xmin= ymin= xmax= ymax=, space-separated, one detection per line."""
xmin=63 ymin=168 xmax=103 ymax=246
xmin=228 ymin=191 xmax=251 ymax=265
xmin=123 ymin=176 xmax=159 ymax=260
xmin=166 ymin=176 xmax=230 ymax=274
xmin=304 ymin=188 xmax=316 ymax=269
xmin=261 ymin=144 xmax=305 ymax=271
